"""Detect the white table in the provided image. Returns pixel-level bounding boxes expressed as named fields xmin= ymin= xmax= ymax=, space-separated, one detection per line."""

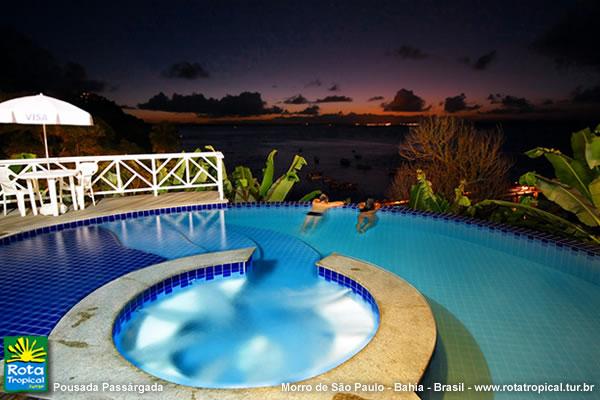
xmin=21 ymin=170 xmax=80 ymax=216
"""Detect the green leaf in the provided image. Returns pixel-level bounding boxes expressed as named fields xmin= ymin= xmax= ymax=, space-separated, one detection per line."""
xmin=534 ymin=174 xmax=600 ymax=227
xmin=524 ymin=146 xmax=593 ymax=200
xmin=172 ymin=154 xmax=187 ymax=185
xmin=571 ymin=128 xmax=588 ymax=163
xmin=524 ymin=147 xmax=547 ymax=158
xmin=408 ymin=170 xmax=429 ymax=210
xmin=408 ymin=170 xmax=450 ymax=212
xmin=299 ymin=190 xmax=322 ymax=202
xmin=543 ymin=151 xmax=593 ymax=201
xmin=259 ymin=150 xmax=277 ymax=198
xmin=475 ymin=199 xmax=600 ymax=244
xmin=264 ymin=155 xmax=307 ymax=201
xmin=519 ymin=171 xmax=538 ymax=186
xmin=10 ymin=152 xmax=37 ymax=159
xmin=230 ymin=166 xmax=259 ymax=201
xmin=584 ymin=130 xmax=600 ymax=169
xmin=519 ymin=195 xmax=538 ymax=207
xmin=8 ymin=153 xmax=37 ymax=173
xmin=453 ymin=180 xmax=471 ymax=208
xmin=589 ymin=176 xmax=600 ymax=208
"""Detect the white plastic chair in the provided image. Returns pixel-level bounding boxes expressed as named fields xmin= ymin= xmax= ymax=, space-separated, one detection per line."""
xmin=76 ymin=162 xmax=98 ymax=209
xmin=0 ymin=167 xmax=28 ymax=217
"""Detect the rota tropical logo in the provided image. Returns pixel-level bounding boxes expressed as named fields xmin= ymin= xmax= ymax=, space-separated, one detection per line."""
xmin=3 ymin=336 xmax=48 ymax=392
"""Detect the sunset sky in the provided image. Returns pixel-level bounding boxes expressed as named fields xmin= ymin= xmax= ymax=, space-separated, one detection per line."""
xmin=2 ymin=0 xmax=599 ymax=121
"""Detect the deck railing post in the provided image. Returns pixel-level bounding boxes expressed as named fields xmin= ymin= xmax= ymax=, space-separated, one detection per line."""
xmin=185 ymin=155 xmax=190 ymax=187
xmin=217 ymin=156 xmax=224 ymax=200
xmin=115 ymin=161 xmax=123 ymax=193
xmin=151 ymin=158 xmax=158 ymax=196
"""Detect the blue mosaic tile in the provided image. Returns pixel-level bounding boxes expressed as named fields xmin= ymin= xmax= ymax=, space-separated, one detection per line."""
xmin=112 ymin=260 xmax=249 ymax=336
xmin=0 ymin=226 xmax=165 ymax=359
xmin=317 ymin=266 xmax=380 ymax=319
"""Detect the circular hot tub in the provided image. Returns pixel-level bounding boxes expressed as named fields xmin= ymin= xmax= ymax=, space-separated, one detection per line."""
xmin=113 ymin=246 xmax=379 ymax=388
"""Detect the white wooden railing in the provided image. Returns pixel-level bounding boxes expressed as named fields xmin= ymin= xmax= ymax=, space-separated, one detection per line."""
xmin=0 ymin=152 xmax=225 ymax=204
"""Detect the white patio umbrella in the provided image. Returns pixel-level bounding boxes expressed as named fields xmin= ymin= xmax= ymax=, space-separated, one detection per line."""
xmin=0 ymin=93 xmax=94 ymax=161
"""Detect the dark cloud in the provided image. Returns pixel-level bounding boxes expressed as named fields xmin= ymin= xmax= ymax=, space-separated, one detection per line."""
xmin=304 ymin=79 xmax=322 ymax=88
xmin=368 ymin=96 xmax=384 ymax=102
xmin=314 ymin=95 xmax=352 ymax=103
xmin=532 ymin=2 xmax=600 ymax=70
xmin=328 ymin=83 xmax=340 ymax=91
xmin=62 ymin=62 xmax=106 ymax=92
xmin=293 ymin=105 xmax=320 ymax=115
xmin=283 ymin=94 xmax=310 ymax=104
xmin=395 ymin=45 xmax=429 ymax=60
xmin=0 ymin=27 xmax=106 ymax=94
xmin=161 ymin=62 xmax=209 ymax=79
xmin=460 ymin=50 xmax=497 ymax=70
xmin=444 ymin=93 xmax=481 ymax=113
xmin=138 ymin=91 xmax=283 ymax=117
xmin=486 ymin=93 xmax=535 ymax=113
xmin=571 ymin=85 xmax=600 ymax=103
xmin=382 ymin=89 xmax=430 ymax=112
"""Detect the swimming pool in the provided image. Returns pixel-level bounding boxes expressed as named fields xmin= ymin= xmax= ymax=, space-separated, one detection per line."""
xmin=0 ymin=204 xmax=599 ymax=399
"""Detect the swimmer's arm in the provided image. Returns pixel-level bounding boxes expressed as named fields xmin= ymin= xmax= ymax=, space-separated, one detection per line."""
xmin=328 ymin=201 xmax=345 ymax=208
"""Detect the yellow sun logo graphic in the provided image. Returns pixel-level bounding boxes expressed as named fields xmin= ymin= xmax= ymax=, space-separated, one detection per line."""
xmin=6 ymin=337 xmax=47 ymax=363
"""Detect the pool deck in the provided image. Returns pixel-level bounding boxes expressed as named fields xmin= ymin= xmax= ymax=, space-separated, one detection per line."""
xmin=4 ymin=250 xmax=436 ymax=400
xmin=0 ymin=191 xmax=224 ymax=239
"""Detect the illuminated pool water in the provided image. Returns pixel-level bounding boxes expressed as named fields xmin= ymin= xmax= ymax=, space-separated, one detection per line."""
xmin=1 ymin=204 xmax=599 ymax=398
xmin=103 ymin=206 xmax=600 ymax=398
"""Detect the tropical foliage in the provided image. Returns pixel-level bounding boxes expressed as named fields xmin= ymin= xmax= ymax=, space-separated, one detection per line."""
xmin=224 ymin=149 xmax=321 ymax=202
xmin=408 ymin=170 xmax=470 ymax=214
xmin=519 ymin=125 xmax=600 ymax=228
xmin=8 ymin=152 xmax=37 ymax=174
xmin=407 ymin=166 xmax=600 ymax=245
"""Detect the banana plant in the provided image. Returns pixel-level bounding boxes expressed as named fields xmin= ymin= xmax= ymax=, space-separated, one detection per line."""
xmin=264 ymin=152 xmax=310 ymax=201
xmin=470 ymin=198 xmax=600 ymax=244
xmin=231 ymin=165 xmax=259 ymax=202
xmin=520 ymin=125 xmax=600 ymax=227
xmin=226 ymin=149 xmax=320 ymax=202
xmin=408 ymin=171 xmax=473 ymax=213
xmin=408 ymin=169 xmax=450 ymax=212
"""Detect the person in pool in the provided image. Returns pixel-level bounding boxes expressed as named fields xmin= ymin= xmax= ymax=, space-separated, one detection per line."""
xmin=301 ymin=194 xmax=345 ymax=231
xmin=356 ymin=198 xmax=381 ymax=233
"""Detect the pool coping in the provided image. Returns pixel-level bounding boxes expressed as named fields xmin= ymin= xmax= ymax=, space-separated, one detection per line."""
xmin=9 ymin=249 xmax=435 ymax=400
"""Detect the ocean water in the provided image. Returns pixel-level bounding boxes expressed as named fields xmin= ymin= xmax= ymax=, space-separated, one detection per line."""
xmin=179 ymin=121 xmax=587 ymax=200
xmin=181 ymin=124 xmax=404 ymax=200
